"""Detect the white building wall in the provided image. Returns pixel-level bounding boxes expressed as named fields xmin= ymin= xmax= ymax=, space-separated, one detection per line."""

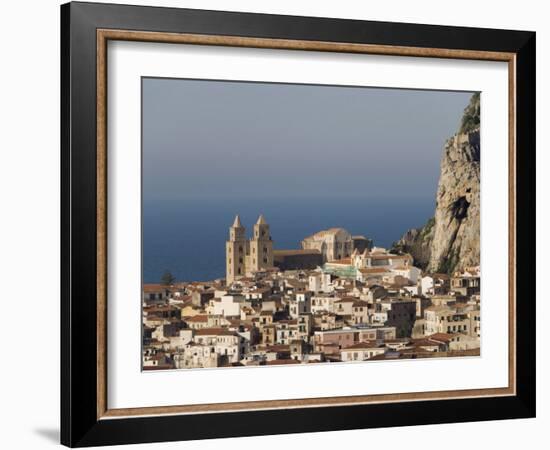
xmin=421 ymin=276 xmax=435 ymax=295
xmin=212 ymin=295 xmax=243 ymax=317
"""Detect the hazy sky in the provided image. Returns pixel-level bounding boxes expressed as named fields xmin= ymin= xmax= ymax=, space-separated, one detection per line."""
xmin=142 ymin=78 xmax=474 ymax=205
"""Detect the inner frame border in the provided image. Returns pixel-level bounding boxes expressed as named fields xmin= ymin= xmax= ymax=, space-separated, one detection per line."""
xmin=96 ymin=28 xmax=516 ymax=420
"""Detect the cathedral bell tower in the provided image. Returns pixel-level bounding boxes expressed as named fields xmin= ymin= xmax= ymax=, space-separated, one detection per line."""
xmin=226 ymin=215 xmax=246 ymax=284
xmin=250 ymin=214 xmax=273 ymax=271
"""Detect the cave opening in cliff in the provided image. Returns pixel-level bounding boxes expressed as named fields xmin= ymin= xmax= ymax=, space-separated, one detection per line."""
xmin=449 ymin=196 xmax=470 ymax=221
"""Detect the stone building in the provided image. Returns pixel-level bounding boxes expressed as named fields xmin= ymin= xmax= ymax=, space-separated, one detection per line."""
xmin=422 ymin=304 xmax=480 ymax=337
xmin=375 ymin=299 xmax=418 ymax=337
xmin=351 ymin=249 xmax=413 ymax=271
xmin=173 ymin=344 xmax=220 ymax=369
xmin=451 ymin=266 xmax=480 ymax=296
xmin=340 ymin=343 xmax=386 ymax=362
xmin=226 ymin=214 xmax=274 ymax=284
xmin=301 ymin=227 xmax=354 ymax=262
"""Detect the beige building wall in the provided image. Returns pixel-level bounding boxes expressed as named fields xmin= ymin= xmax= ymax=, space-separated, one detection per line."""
xmin=424 ymin=308 xmax=479 ymax=337
xmin=301 ymin=228 xmax=353 ymax=262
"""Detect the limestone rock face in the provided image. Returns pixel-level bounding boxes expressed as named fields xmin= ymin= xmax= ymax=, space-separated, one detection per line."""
xmin=393 ymin=219 xmax=434 ymax=270
xmin=428 ymin=129 xmax=480 ymax=273
xmin=393 ymin=93 xmax=480 ymax=274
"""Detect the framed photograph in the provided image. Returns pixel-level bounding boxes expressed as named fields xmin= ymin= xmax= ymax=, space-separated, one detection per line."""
xmin=61 ymin=1 xmax=536 ymax=447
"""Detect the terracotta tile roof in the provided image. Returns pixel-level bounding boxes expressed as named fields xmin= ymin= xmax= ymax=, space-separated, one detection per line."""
xmin=144 ymin=305 xmax=179 ymax=313
xmin=185 ymin=314 xmax=208 ymax=322
xmin=427 ymin=333 xmax=454 ymax=343
xmin=352 ymin=300 xmax=370 ymax=307
xmin=429 ymin=273 xmax=451 ymax=280
xmin=265 ymin=359 xmax=301 ymax=365
xmin=143 ymin=284 xmax=169 ymax=293
xmin=327 ymin=258 xmax=352 ymax=265
xmin=143 ymin=365 xmax=174 ymax=371
xmin=258 ymin=344 xmax=291 ymax=352
xmin=413 ymin=339 xmax=442 ymax=347
xmin=334 ymin=297 xmax=357 ymax=303
xmin=342 ymin=342 xmax=383 ymax=350
xmin=318 ymin=342 xmax=340 ymax=348
xmin=384 ymin=338 xmax=411 ymax=344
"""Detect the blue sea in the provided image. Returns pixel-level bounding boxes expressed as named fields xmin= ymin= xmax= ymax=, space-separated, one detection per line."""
xmin=143 ymin=196 xmax=434 ymax=283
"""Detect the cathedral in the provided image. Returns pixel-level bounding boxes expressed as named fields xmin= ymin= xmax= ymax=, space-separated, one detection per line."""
xmin=226 ymin=214 xmax=274 ymax=284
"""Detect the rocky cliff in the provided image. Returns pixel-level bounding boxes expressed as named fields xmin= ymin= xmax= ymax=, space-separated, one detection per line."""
xmin=393 ymin=93 xmax=480 ymax=274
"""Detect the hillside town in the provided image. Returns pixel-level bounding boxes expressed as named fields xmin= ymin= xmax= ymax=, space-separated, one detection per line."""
xmin=143 ymin=215 xmax=480 ymax=370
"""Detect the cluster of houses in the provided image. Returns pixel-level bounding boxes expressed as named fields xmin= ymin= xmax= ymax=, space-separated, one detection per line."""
xmin=143 ymin=220 xmax=481 ymax=370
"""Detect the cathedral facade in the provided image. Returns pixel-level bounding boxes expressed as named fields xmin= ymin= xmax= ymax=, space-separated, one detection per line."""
xmin=226 ymin=214 xmax=274 ymax=284
xmin=301 ymin=227 xmax=354 ymax=263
